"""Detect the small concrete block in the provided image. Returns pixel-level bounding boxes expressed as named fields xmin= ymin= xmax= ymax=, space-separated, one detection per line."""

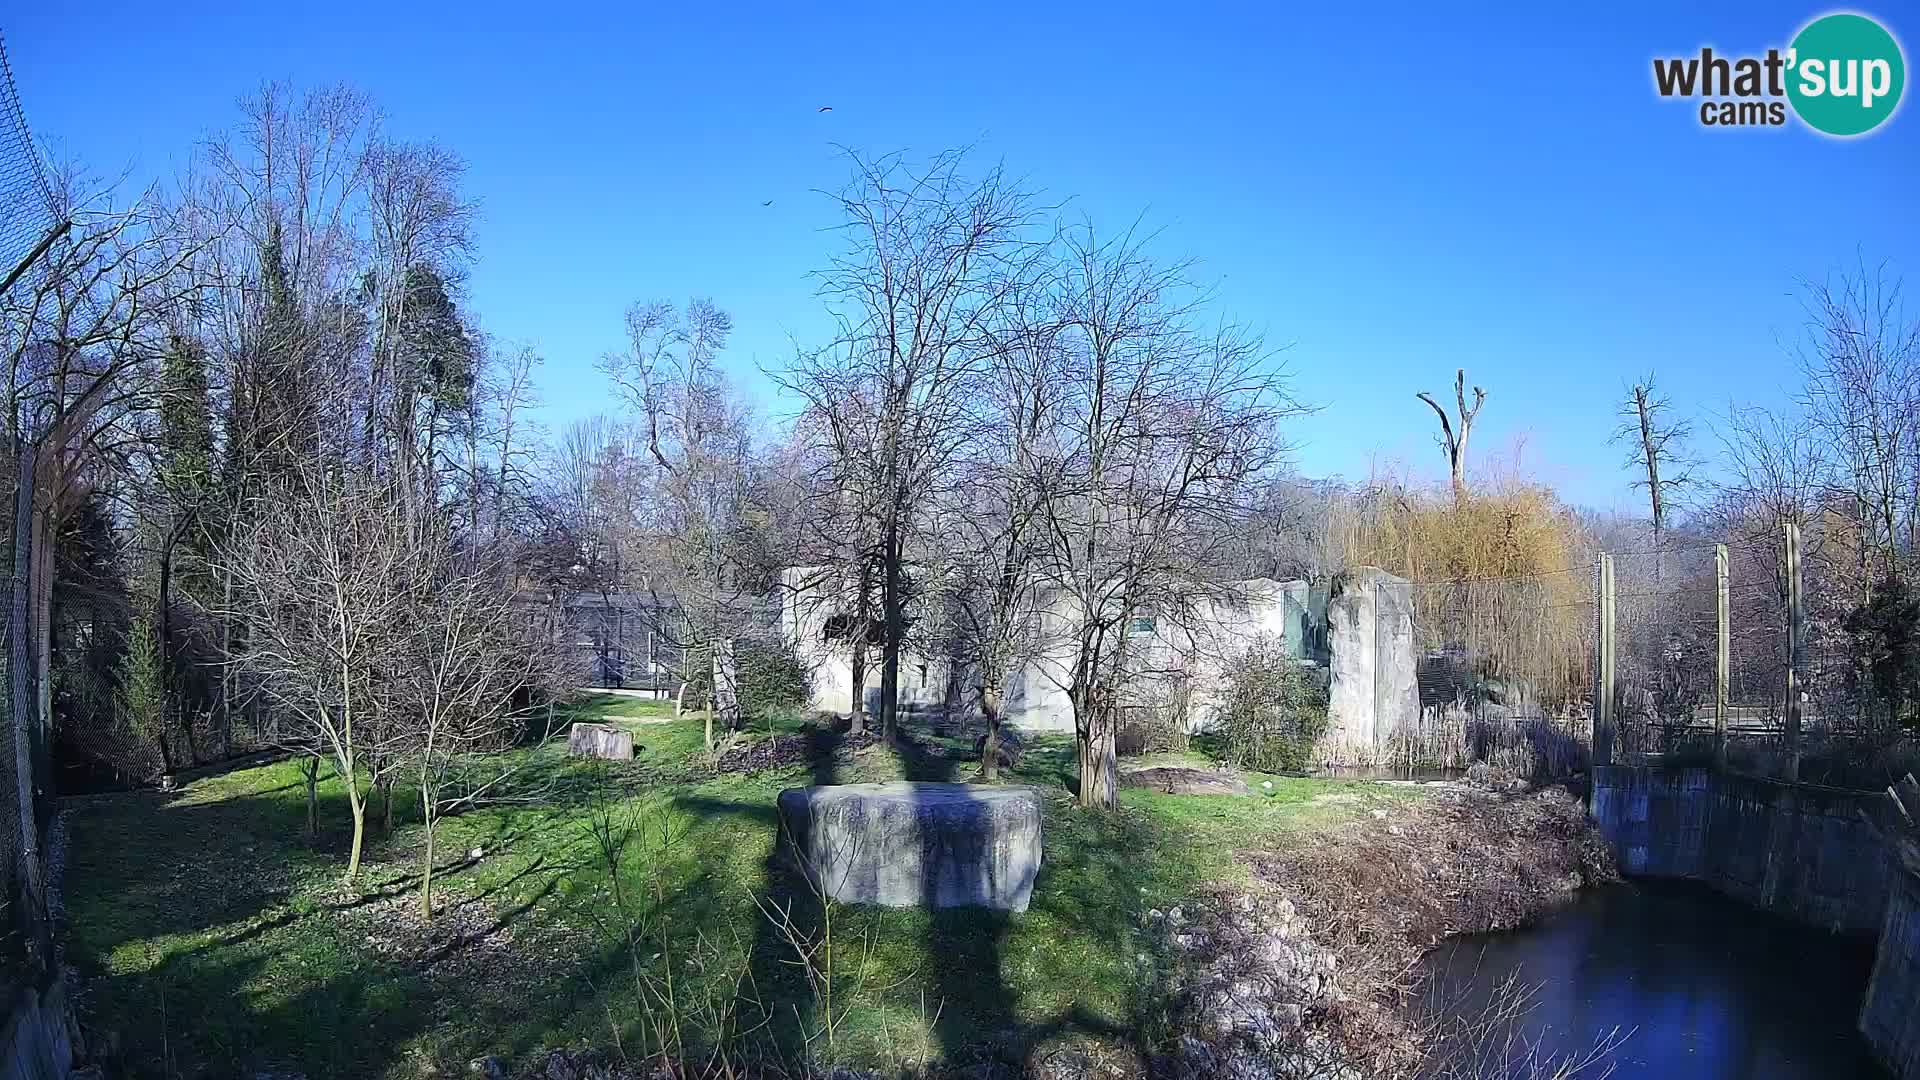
xmin=567 ymin=722 xmax=634 ymax=760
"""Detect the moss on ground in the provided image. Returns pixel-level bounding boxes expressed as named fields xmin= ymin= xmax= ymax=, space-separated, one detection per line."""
xmin=61 ymin=699 xmax=1421 ymax=1078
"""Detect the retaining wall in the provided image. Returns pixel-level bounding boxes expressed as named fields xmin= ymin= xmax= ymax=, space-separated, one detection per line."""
xmin=0 ymin=974 xmax=71 ymax=1080
xmin=1592 ymin=765 xmax=1920 ymax=1079
xmin=1863 ymin=868 xmax=1920 ymax=1080
xmin=1590 ymin=765 xmax=1891 ymax=933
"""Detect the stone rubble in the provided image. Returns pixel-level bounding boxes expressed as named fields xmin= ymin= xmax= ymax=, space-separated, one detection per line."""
xmin=1151 ymin=890 xmax=1360 ymax=1080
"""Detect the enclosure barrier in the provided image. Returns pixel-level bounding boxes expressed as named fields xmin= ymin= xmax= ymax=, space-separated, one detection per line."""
xmin=1597 ymin=524 xmax=1829 ymax=780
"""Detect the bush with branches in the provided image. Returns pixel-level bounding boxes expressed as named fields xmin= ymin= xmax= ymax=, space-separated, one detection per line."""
xmin=682 ymin=637 xmax=812 ymax=726
xmin=1216 ymin=635 xmax=1329 ymax=774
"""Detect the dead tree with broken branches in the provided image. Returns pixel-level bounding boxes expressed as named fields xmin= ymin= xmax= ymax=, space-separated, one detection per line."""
xmin=1417 ymin=368 xmax=1485 ymax=505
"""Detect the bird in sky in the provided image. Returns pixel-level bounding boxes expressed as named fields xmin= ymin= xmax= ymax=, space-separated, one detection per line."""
xmin=761 ymin=200 xmax=773 ymax=207
xmin=817 ymin=105 xmax=833 ymax=113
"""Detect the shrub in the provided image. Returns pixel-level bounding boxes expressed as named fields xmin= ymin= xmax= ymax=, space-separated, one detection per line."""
xmin=115 ymin=615 xmax=164 ymax=750
xmin=683 ymin=637 xmax=812 ymax=726
xmin=736 ymin=639 xmax=810 ymax=722
xmin=1843 ymin=575 xmax=1920 ymax=733
xmin=1116 ymin=689 xmax=1191 ymax=757
xmin=1216 ymin=635 xmax=1329 ymax=774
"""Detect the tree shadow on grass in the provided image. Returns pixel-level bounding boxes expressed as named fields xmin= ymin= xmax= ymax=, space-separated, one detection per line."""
xmin=673 ymin=718 xmax=1143 ymax=1074
xmin=63 ymin=765 xmax=622 ymax=1077
xmin=668 ymin=724 xmax=845 ymax=1067
xmin=69 ymin=722 xmax=1193 ymax=1077
xmin=87 ymin=890 xmax=655 ymax=1080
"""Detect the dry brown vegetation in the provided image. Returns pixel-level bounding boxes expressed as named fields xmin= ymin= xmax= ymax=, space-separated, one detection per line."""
xmin=1255 ymin=786 xmax=1618 ymax=1077
xmin=1332 ymin=473 xmax=1597 ymax=710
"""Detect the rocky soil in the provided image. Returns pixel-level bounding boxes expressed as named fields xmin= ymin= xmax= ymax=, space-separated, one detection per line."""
xmin=1157 ymin=783 xmax=1616 ymax=1079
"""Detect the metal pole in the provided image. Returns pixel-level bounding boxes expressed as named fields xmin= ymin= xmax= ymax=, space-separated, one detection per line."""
xmin=9 ymin=443 xmax=50 ymax=971
xmin=1784 ymin=522 xmax=1803 ymax=782
xmin=0 ymin=218 xmax=71 ymax=299
xmin=1594 ymin=554 xmax=1616 ymax=768
xmin=1716 ymin=543 xmax=1730 ymax=770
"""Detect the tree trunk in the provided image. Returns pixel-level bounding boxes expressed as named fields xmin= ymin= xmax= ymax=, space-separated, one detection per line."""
xmin=31 ymin=503 xmax=52 ymax=745
xmin=420 ymin=787 xmax=436 ymax=920
xmin=980 ymin=685 xmax=1003 ymax=782
xmin=219 ymin=559 xmax=233 ymax=751
xmin=880 ymin=513 xmax=903 ymax=739
xmin=1074 ymin=687 xmax=1117 ymax=809
xmin=382 ymin=775 xmax=396 ymax=834
xmin=703 ymin=645 xmax=715 ymax=752
xmin=302 ymin=756 xmax=319 ymax=841
xmin=158 ymin=528 xmax=175 ymax=752
xmin=848 ymin=642 xmax=867 ymax=735
xmin=344 ymin=784 xmax=367 ymax=882
xmin=1076 ymin=719 xmax=1117 ymax=809
xmin=8 ymin=444 xmax=50 ymax=970
xmin=712 ymin=636 xmax=739 ymax=733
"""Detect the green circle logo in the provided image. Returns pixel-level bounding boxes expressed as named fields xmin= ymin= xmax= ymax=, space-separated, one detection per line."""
xmin=1787 ymin=12 xmax=1906 ymax=136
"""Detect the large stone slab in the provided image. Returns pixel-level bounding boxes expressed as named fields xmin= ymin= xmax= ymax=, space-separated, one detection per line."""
xmin=567 ymin=722 xmax=634 ymax=760
xmin=1119 ymin=765 xmax=1250 ymax=796
xmin=776 ymin=782 xmax=1042 ymax=912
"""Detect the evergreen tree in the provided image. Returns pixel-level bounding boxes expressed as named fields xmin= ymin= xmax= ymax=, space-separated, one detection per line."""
xmin=250 ymin=221 xmax=316 ymax=484
xmin=158 ymin=334 xmax=217 ymax=601
xmin=158 ymin=334 xmax=215 ymax=503
xmin=115 ymin=613 xmax=165 ymax=764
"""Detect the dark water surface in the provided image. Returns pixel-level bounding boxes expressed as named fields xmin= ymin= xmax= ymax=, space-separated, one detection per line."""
xmin=1419 ymin=880 xmax=1888 ymax=1079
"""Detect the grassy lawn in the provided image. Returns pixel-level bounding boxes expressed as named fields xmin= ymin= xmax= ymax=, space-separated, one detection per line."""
xmin=62 ymin=696 xmax=1424 ymax=1078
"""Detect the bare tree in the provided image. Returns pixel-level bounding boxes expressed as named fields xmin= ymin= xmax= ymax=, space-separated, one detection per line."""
xmin=399 ymin=552 xmax=551 ymax=918
xmin=1031 ymin=226 xmax=1296 ymax=808
xmin=364 ymin=138 xmax=475 ymax=522
xmin=600 ymin=299 xmax=762 ymax=749
xmin=1611 ymin=375 xmax=1696 ymax=557
xmin=1796 ymin=266 xmax=1920 ymax=589
xmin=936 ymin=279 xmax=1061 ymax=778
xmin=779 ymin=150 xmax=1042 ymax=739
xmin=1417 ymin=369 xmax=1485 ymax=505
xmin=220 ymin=463 xmax=420 ymax=881
xmin=3 ymin=167 xmax=208 ymax=962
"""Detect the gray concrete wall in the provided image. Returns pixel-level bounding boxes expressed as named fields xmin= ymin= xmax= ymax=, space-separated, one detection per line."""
xmin=1593 ymin=766 xmax=1920 ymax=1078
xmin=0 ymin=975 xmax=72 ymax=1080
xmin=1862 ymin=868 xmax=1920 ymax=1080
xmin=1591 ymin=766 xmax=1892 ymax=933
xmin=780 ymin=568 xmax=1329 ymax=733
xmin=1323 ymin=568 xmax=1418 ymax=764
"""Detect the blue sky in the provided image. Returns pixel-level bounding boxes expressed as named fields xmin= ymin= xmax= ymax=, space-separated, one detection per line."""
xmin=7 ymin=2 xmax=1915 ymax=510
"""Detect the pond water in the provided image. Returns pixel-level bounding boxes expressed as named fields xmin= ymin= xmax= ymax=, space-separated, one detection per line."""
xmin=1418 ymin=880 xmax=1889 ymax=1079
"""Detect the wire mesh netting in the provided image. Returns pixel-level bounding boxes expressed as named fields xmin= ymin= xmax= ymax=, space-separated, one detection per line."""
xmin=0 ymin=490 xmax=25 ymax=968
xmin=1609 ymin=544 xmax=1766 ymax=760
xmin=0 ymin=32 xmax=60 ymax=976
xmin=1609 ymin=532 xmax=1901 ymax=767
xmin=1359 ymin=530 xmax=1882 ymax=780
xmin=1379 ymin=567 xmax=1595 ymax=778
xmin=0 ymin=31 xmax=57 ymax=291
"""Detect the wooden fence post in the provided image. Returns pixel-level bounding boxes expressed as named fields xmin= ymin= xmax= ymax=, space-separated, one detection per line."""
xmin=1716 ymin=543 xmax=1730 ymax=770
xmin=1784 ymin=522 xmax=1803 ymax=782
xmin=1594 ymin=554 xmax=1616 ymax=768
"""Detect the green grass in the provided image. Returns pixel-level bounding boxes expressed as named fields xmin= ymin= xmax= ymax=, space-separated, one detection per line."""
xmin=62 ymin=702 xmax=1423 ymax=1078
